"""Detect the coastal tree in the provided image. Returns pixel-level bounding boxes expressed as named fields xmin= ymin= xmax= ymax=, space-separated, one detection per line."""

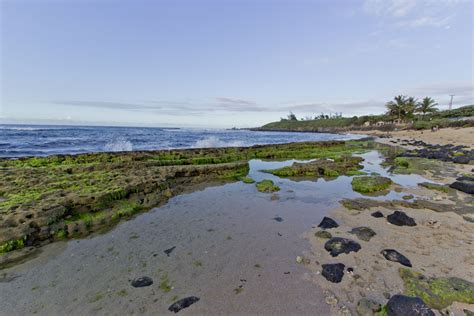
xmin=287 ymin=112 xmax=298 ymax=121
xmin=385 ymin=95 xmax=416 ymax=122
xmin=416 ymin=97 xmax=438 ymax=119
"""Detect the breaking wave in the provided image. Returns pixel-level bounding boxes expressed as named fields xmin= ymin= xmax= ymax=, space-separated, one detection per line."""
xmin=193 ymin=136 xmax=246 ymax=148
xmin=104 ymin=137 xmax=133 ymax=152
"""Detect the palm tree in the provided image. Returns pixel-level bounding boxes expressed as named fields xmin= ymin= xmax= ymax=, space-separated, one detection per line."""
xmin=386 ymin=95 xmax=407 ymax=120
xmin=416 ymin=97 xmax=438 ymax=119
xmin=404 ymin=96 xmax=417 ymax=119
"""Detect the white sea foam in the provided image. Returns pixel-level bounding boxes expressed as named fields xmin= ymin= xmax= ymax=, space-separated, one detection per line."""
xmin=104 ymin=137 xmax=133 ymax=152
xmin=193 ymin=136 xmax=246 ymax=148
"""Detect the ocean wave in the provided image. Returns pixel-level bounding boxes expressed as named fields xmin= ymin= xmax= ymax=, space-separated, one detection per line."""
xmin=193 ymin=136 xmax=246 ymax=148
xmin=104 ymin=137 xmax=133 ymax=152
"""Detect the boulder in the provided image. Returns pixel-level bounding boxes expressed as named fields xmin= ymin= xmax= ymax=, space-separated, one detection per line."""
xmin=324 ymin=237 xmax=361 ymax=257
xmin=386 ymin=295 xmax=434 ymax=316
xmin=387 ymin=211 xmax=416 ymax=226
xmin=318 ymin=216 xmax=339 ymax=229
xmin=315 ymin=230 xmax=332 ymax=239
xmin=381 ymin=249 xmax=412 ymax=267
xmin=321 ymin=263 xmax=345 ymax=283
xmin=450 ymin=180 xmax=474 ymax=194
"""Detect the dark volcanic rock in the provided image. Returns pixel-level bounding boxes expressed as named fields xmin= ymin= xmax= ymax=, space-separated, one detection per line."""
xmin=371 ymin=211 xmax=384 ymax=218
xmin=168 ymin=296 xmax=200 ymax=313
xmin=321 ymin=263 xmax=345 ymax=283
xmin=386 ymin=295 xmax=434 ymax=316
xmin=453 ymin=156 xmax=472 ymax=164
xmin=324 ymin=237 xmax=361 ymax=257
xmin=450 ymin=180 xmax=474 ymax=194
xmin=131 ymin=276 xmax=153 ymax=288
xmin=164 ymin=246 xmax=176 ymax=257
xmin=318 ymin=216 xmax=339 ymax=229
xmin=387 ymin=211 xmax=416 ymax=226
xmin=381 ymin=249 xmax=412 ymax=267
xmin=272 ymin=216 xmax=283 ymax=222
xmin=349 ymin=227 xmax=376 ymax=241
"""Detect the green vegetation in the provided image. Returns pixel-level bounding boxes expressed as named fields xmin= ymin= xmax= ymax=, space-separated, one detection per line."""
xmin=159 ymin=275 xmax=172 ymax=293
xmin=346 ymin=170 xmax=367 ymax=176
xmin=0 ymin=140 xmax=373 ymax=254
xmin=351 ymin=176 xmax=393 ymax=193
xmin=264 ymin=155 xmax=365 ymax=179
xmin=256 ymin=180 xmax=280 ymax=193
xmin=400 ymin=268 xmax=474 ymax=310
xmin=418 ymin=182 xmax=451 ymax=193
xmin=0 ymin=237 xmax=26 ymax=254
xmin=391 ymin=157 xmax=444 ymax=175
xmin=259 ymin=102 xmax=474 ymax=132
xmin=239 ymin=176 xmax=255 ymax=184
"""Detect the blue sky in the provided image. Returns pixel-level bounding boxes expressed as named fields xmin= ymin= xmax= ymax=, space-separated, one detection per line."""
xmin=1 ymin=0 xmax=473 ymax=127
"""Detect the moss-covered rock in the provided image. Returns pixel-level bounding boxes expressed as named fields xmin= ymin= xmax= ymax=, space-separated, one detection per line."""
xmin=264 ymin=156 xmax=364 ymax=179
xmin=256 ymin=180 xmax=280 ymax=193
xmin=239 ymin=176 xmax=255 ymax=184
xmin=418 ymin=182 xmax=451 ymax=193
xmin=399 ymin=268 xmax=474 ymax=310
xmin=351 ymin=176 xmax=393 ymax=193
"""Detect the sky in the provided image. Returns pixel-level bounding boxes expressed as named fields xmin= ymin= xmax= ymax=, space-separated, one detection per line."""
xmin=1 ymin=0 xmax=473 ymax=128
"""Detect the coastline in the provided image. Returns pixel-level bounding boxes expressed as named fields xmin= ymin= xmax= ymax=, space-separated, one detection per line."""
xmin=1 ymin=134 xmax=473 ymax=315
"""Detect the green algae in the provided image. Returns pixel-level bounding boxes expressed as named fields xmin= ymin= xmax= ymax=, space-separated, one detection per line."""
xmin=400 ymin=268 xmax=474 ymax=310
xmin=264 ymin=156 xmax=364 ymax=179
xmin=418 ymin=182 xmax=451 ymax=193
xmin=351 ymin=176 xmax=393 ymax=193
xmin=159 ymin=275 xmax=172 ymax=293
xmin=256 ymin=180 xmax=280 ymax=193
xmin=346 ymin=170 xmax=367 ymax=176
xmin=0 ymin=140 xmax=374 ymax=256
xmin=239 ymin=176 xmax=255 ymax=184
xmin=0 ymin=237 xmax=26 ymax=254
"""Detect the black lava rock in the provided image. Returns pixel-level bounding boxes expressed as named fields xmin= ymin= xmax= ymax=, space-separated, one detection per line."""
xmin=386 ymin=295 xmax=434 ymax=316
xmin=317 ymin=216 xmax=339 ymax=229
xmin=131 ymin=276 xmax=153 ymax=288
xmin=168 ymin=296 xmax=200 ymax=313
xmin=450 ymin=180 xmax=474 ymax=194
xmin=381 ymin=249 xmax=412 ymax=267
xmin=387 ymin=211 xmax=416 ymax=226
xmin=349 ymin=227 xmax=376 ymax=241
xmin=321 ymin=263 xmax=345 ymax=283
xmin=453 ymin=156 xmax=472 ymax=164
xmin=324 ymin=237 xmax=361 ymax=257
xmin=371 ymin=211 xmax=384 ymax=218
xmin=272 ymin=216 xmax=283 ymax=222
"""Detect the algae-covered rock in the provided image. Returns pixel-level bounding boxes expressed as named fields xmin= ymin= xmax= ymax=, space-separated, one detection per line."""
xmin=356 ymin=298 xmax=381 ymax=316
xmin=315 ymin=230 xmax=332 ymax=239
xmin=256 ymin=180 xmax=280 ymax=193
xmin=324 ymin=237 xmax=361 ymax=257
xmin=351 ymin=176 xmax=393 ymax=193
xmin=240 ymin=176 xmax=255 ymax=184
xmin=399 ymin=268 xmax=474 ymax=310
xmin=264 ymin=156 xmax=364 ymax=179
xmin=349 ymin=227 xmax=376 ymax=241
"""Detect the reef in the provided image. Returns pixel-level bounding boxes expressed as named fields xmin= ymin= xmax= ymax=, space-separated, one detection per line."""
xmin=0 ymin=140 xmax=370 ymax=257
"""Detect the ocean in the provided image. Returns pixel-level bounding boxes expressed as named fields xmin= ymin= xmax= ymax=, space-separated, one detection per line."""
xmin=0 ymin=124 xmax=363 ymax=158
